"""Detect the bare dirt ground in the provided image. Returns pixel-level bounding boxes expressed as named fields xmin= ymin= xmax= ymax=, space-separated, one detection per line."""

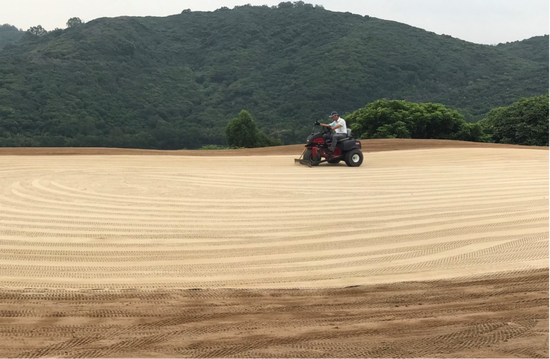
xmin=0 ymin=270 xmax=547 ymax=358
xmin=0 ymin=139 xmax=547 ymax=358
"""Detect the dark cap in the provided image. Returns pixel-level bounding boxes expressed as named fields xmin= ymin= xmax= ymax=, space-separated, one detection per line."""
xmin=330 ymin=111 xmax=339 ymax=117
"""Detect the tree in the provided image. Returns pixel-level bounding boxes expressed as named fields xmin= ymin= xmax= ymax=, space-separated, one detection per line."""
xmin=0 ymin=24 xmax=24 ymax=49
xmin=226 ymin=110 xmax=261 ymax=148
xmin=66 ymin=17 xmax=83 ymax=28
xmin=26 ymin=25 xmax=47 ymax=37
xmin=480 ymin=94 xmax=549 ymax=146
xmin=451 ymin=122 xmax=491 ymax=142
xmin=347 ymin=99 xmax=465 ymax=140
xmin=278 ymin=2 xmax=293 ymax=9
xmin=225 ymin=110 xmax=281 ymax=148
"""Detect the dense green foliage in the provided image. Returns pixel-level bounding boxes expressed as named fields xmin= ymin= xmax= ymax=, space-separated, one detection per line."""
xmin=347 ymin=100 xmax=488 ymax=142
xmin=497 ymin=36 xmax=549 ymax=65
xmin=479 ymin=94 xmax=549 ymax=146
xmin=0 ymin=24 xmax=23 ymax=49
xmin=0 ymin=3 xmax=547 ymax=149
xmin=66 ymin=18 xmax=84 ymax=28
xmin=225 ymin=110 xmax=282 ymax=148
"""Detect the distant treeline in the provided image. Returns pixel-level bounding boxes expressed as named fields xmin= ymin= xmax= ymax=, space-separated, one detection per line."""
xmin=0 ymin=24 xmax=23 ymax=49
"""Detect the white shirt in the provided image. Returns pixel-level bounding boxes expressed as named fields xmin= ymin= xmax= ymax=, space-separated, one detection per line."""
xmin=331 ymin=118 xmax=347 ymax=134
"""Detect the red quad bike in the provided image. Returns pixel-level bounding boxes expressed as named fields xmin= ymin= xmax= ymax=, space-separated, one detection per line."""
xmin=295 ymin=121 xmax=364 ymax=167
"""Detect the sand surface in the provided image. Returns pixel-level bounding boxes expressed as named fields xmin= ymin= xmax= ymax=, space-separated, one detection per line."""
xmin=0 ymin=140 xmax=547 ymax=357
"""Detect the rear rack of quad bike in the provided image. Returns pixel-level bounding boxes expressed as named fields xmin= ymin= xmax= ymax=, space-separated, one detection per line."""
xmin=294 ymin=148 xmax=332 ymax=167
xmin=294 ymin=148 xmax=312 ymax=166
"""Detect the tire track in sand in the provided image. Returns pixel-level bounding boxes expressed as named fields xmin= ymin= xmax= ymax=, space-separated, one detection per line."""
xmin=0 ymin=148 xmax=547 ymax=289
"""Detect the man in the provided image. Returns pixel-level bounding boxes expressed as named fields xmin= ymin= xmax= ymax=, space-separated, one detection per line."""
xmin=320 ymin=111 xmax=347 ymax=155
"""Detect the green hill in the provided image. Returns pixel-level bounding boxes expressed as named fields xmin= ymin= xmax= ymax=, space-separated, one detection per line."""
xmin=0 ymin=24 xmax=23 ymax=49
xmin=0 ymin=2 xmax=547 ymax=148
xmin=497 ymin=36 xmax=549 ymax=64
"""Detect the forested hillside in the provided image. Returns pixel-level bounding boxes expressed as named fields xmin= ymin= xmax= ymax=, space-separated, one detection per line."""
xmin=0 ymin=2 xmax=547 ymax=148
xmin=497 ymin=36 xmax=549 ymax=64
xmin=0 ymin=24 xmax=23 ymax=49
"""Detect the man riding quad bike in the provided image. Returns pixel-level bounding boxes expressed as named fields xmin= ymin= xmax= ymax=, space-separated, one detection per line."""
xmin=295 ymin=121 xmax=364 ymax=167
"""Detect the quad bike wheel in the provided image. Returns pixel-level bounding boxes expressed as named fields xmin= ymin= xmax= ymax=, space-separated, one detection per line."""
xmin=345 ymin=149 xmax=363 ymax=167
xmin=303 ymin=149 xmax=321 ymax=166
xmin=327 ymin=159 xmax=341 ymax=164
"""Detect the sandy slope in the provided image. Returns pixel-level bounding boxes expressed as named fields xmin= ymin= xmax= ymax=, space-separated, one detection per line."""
xmin=1 ymin=138 xmax=546 ymax=156
xmin=0 ymin=141 xmax=547 ymax=357
xmin=0 ymin=146 xmax=547 ymax=289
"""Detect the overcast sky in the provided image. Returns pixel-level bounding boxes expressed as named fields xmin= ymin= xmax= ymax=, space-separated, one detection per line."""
xmin=1 ymin=0 xmax=548 ymax=45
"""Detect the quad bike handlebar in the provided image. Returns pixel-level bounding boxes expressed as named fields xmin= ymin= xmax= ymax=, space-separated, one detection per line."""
xmin=313 ymin=121 xmax=332 ymax=133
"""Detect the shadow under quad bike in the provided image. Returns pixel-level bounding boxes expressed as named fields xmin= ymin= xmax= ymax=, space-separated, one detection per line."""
xmin=295 ymin=121 xmax=363 ymax=167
